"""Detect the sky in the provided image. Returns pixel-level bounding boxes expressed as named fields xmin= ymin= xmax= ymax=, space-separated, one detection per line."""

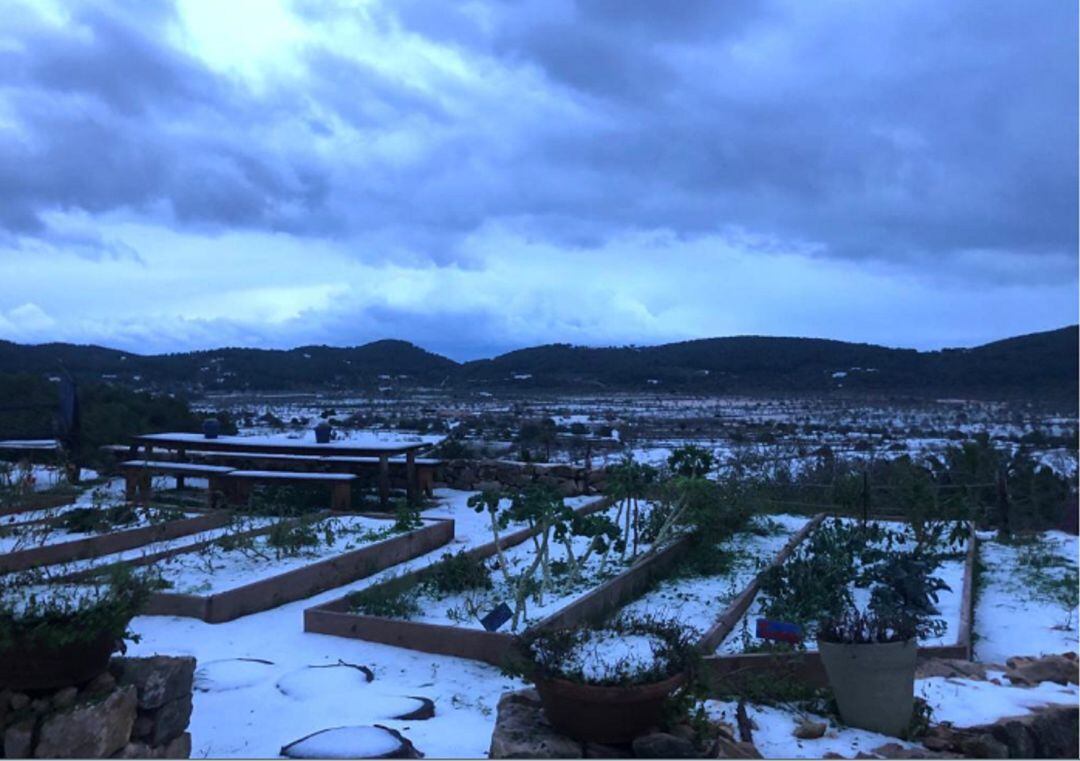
xmin=0 ymin=0 xmax=1076 ymax=361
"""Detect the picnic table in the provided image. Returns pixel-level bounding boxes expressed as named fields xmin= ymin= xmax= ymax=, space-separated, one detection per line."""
xmin=130 ymin=433 xmax=430 ymax=506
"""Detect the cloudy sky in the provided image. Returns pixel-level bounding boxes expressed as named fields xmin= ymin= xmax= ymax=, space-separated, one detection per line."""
xmin=0 ymin=0 xmax=1076 ymax=360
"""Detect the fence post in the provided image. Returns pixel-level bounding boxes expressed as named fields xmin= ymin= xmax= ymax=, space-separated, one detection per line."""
xmin=996 ymin=467 xmax=1011 ymax=540
xmin=861 ymin=470 xmax=870 ymax=524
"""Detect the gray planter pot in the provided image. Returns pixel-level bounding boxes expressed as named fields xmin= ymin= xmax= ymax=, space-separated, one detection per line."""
xmin=314 ymin=422 xmax=332 ymax=444
xmin=818 ymin=639 xmax=917 ymax=737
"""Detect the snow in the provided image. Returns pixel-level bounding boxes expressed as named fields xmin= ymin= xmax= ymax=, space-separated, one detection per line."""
xmin=559 ymin=632 xmax=665 ymax=682
xmin=617 ymin=514 xmax=808 ymax=636
xmin=154 ymin=515 xmax=402 ymax=595
xmin=0 ymin=439 xmax=60 ymax=450
xmin=0 ymin=507 xmax=200 ymax=554
xmin=394 ymin=501 xmax=659 ymax=632
xmin=138 ymin=432 xmax=432 ymax=453
xmin=706 ymin=672 xmax=1079 ymax=758
xmin=918 ymin=671 xmax=1079 ymax=727
xmin=974 ymin=531 xmax=1079 ymax=663
xmin=123 ymin=488 xmax=603 ymax=758
xmin=281 ymin=726 xmax=403 ymax=758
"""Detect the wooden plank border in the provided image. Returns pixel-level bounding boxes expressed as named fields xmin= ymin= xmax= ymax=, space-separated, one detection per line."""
xmin=0 ymin=511 xmax=232 ymax=573
xmin=303 ymin=497 xmax=614 ymax=666
xmin=144 ymin=516 xmax=454 ymax=623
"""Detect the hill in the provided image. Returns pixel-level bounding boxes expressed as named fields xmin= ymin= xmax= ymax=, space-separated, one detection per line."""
xmin=0 ymin=327 xmax=1074 ymax=401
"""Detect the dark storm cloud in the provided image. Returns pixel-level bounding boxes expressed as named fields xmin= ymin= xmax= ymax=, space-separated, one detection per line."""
xmin=0 ymin=0 xmax=1075 ymax=283
xmin=0 ymin=2 xmax=330 ymax=236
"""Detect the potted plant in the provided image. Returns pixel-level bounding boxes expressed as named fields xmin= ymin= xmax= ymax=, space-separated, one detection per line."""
xmin=817 ymin=610 xmax=919 ymax=737
xmin=510 ymin=617 xmax=697 ymax=744
xmin=0 ymin=565 xmax=159 ymax=691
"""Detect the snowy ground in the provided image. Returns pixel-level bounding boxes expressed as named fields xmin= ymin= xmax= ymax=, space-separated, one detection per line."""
xmin=126 ymin=489 xmax=541 ymax=758
xmin=706 ymin=672 xmax=1079 ymax=759
xmin=974 ymin=530 xmax=1079 ymax=663
xmin=63 ymin=486 xmax=1076 ymax=759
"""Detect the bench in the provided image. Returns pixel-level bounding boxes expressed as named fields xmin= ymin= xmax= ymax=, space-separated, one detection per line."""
xmin=119 ymin=460 xmax=236 ymax=507
xmin=225 ymin=471 xmax=358 ymax=511
xmin=186 ymin=451 xmax=441 ymax=499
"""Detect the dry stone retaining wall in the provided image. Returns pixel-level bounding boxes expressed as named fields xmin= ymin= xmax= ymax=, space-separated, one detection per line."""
xmin=0 ymin=656 xmax=194 ymax=759
xmin=437 ymin=459 xmax=607 ymax=496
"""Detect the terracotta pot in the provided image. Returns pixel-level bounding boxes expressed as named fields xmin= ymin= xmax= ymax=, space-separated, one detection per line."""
xmin=0 ymin=629 xmax=118 ymax=692
xmin=819 ymin=639 xmax=917 ymax=737
xmin=533 ymin=671 xmax=686 ymax=744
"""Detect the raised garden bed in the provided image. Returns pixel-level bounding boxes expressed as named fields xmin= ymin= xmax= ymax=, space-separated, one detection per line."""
xmin=303 ymin=495 xmax=622 ymax=665
xmin=611 ymin=513 xmax=817 ymax=645
xmin=84 ymin=512 xmax=454 ymax=623
xmin=700 ymin=517 xmax=978 ymax=692
xmin=0 ymin=507 xmax=232 ymax=573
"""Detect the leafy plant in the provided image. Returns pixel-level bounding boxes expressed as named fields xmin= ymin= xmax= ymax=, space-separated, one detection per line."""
xmin=818 ymin=609 xmax=918 ymax=645
xmin=510 ymin=616 xmax=698 ymax=687
xmin=346 ymin=584 xmax=421 ymax=619
xmin=0 ymin=565 xmax=162 ymax=651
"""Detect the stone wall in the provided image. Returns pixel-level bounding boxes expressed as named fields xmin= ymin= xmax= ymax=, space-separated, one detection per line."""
xmin=437 ymin=459 xmax=609 ymax=497
xmin=0 ymin=656 xmax=194 ymax=759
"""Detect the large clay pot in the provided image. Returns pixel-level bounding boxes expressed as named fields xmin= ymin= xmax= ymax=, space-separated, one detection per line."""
xmin=533 ymin=672 xmax=686 ymax=744
xmin=818 ymin=639 xmax=917 ymax=737
xmin=0 ymin=629 xmax=118 ymax=691
xmin=315 ymin=422 xmax=332 ymax=444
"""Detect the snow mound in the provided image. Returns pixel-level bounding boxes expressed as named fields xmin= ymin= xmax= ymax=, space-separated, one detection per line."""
xmin=194 ymin=658 xmax=275 ymax=693
xmin=280 ymin=726 xmax=410 ymax=759
xmin=276 ymin=663 xmax=374 ymax=701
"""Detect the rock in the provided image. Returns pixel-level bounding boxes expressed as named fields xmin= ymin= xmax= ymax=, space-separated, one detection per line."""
xmin=30 ymin=698 xmax=50 ymax=715
xmin=583 ymin=742 xmax=631 ymax=758
xmin=670 ymin=724 xmax=698 ymax=743
xmin=52 ymin=686 xmax=79 ymax=711
xmin=1003 ymin=653 xmax=1079 ymax=686
xmin=914 ymin=659 xmax=997 ymax=681
xmin=868 ymin=742 xmax=960 ymax=759
xmin=988 ymin=717 xmax=1036 ymax=758
xmin=35 ymin=685 xmax=137 ymax=758
xmin=956 ymin=732 xmax=1008 ymax=759
xmin=160 ymin=731 xmax=192 ymax=759
xmin=5 ymin=717 xmax=36 ymax=759
xmin=793 ymin=718 xmax=827 ymax=740
xmin=84 ymin=671 xmax=117 ymax=696
xmin=132 ymin=714 xmax=155 ymax=739
xmin=488 ymin=689 xmax=583 ymax=759
xmin=193 ymin=658 xmax=272 ymax=693
xmin=280 ymin=725 xmax=421 ymax=759
xmin=632 ymin=732 xmax=698 ymax=759
xmin=1028 ymin=705 xmax=1079 ymax=757
xmin=920 ymin=735 xmax=952 ymax=752
xmin=389 ymin=697 xmax=435 ymax=721
xmin=112 ymin=656 xmax=196 ymax=710
xmin=113 ymin=740 xmax=153 ymax=759
xmin=10 ymin=693 xmax=30 ymax=711
xmin=709 ymin=736 xmax=762 ymax=759
xmin=146 ymin=694 xmax=194 ymax=746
